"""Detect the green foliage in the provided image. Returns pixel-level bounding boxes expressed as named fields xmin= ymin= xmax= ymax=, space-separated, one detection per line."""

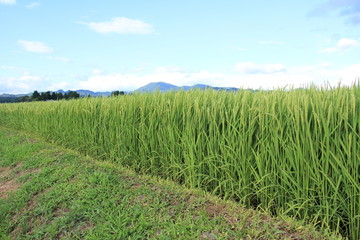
xmin=64 ymin=91 xmax=80 ymax=100
xmin=111 ymin=90 xmax=124 ymax=97
xmin=29 ymin=90 xmax=80 ymax=101
xmin=0 ymin=127 xmax=338 ymax=239
xmin=0 ymin=85 xmax=359 ymax=239
xmin=0 ymin=97 xmax=20 ymax=103
xmin=31 ymin=90 xmax=40 ymax=100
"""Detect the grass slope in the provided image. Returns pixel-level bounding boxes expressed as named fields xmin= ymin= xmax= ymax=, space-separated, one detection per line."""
xmin=0 ymin=127 xmax=341 ymax=239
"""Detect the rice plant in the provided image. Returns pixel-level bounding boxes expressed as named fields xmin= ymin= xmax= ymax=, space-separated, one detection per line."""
xmin=0 ymin=84 xmax=359 ymax=239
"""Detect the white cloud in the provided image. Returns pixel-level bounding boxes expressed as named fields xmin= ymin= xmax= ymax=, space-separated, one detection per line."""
xmin=80 ymin=17 xmax=154 ymax=34
xmin=1 ymin=63 xmax=359 ymax=94
xmin=319 ymin=38 xmax=359 ymax=53
xmin=0 ymin=0 xmax=16 ymax=5
xmin=76 ymin=71 xmax=224 ymax=92
xmin=48 ymin=56 xmax=71 ymax=63
xmin=0 ymin=72 xmax=49 ymax=94
xmin=133 ymin=67 xmax=145 ymax=72
xmin=91 ymin=68 xmax=103 ymax=75
xmin=48 ymin=81 xmax=70 ymax=91
xmin=337 ymin=38 xmax=359 ymax=49
xmin=73 ymin=63 xmax=359 ymax=92
xmin=234 ymin=62 xmax=286 ymax=74
xmin=18 ymin=40 xmax=53 ymax=53
xmin=26 ymin=2 xmax=40 ymax=8
xmin=18 ymin=72 xmax=43 ymax=82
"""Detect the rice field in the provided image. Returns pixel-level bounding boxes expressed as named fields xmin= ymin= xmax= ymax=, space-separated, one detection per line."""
xmin=0 ymin=85 xmax=359 ymax=239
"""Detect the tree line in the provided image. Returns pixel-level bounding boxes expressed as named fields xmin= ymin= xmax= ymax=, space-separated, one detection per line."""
xmin=1 ymin=90 xmax=126 ymax=103
xmin=111 ymin=91 xmax=125 ymax=96
xmin=30 ymin=90 xmax=80 ymax=101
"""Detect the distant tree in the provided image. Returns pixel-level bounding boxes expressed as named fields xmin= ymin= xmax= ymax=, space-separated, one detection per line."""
xmin=39 ymin=92 xmax=46 ymax=101
xmin=111 ymin=91 xmax=125 ymax=97
xmin=111 ymin=90 xmax=120 ymax=97
xmin=19 ymin=96 xmax=31 ymax=102
xmin=57 ymin=92 xmax=64 ymax=100
xmin=65 ymin=91 xmax=80 ymax=99
xmin=51 ymin=92 xmax=57 ymax=100
xmin=0 ymin=97 xmax=8 ymax=103
xmin=44 ymin=91 xmax=51 ymax=100
xmin=29 ymin=90 xmax=80 ymax=101
xmin=0 ymin=97 xmax=19 ymax=103
xmin=32 ymin=90 xmax=40 ymax=101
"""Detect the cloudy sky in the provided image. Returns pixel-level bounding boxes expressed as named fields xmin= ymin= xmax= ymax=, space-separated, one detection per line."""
xmin=0 ymin=0 xmax=359 ymax=93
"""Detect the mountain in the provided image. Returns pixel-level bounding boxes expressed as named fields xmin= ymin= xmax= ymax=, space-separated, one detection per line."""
xmin=1 ymin=82 xmax=238 ymax=102
xmin=0 ymin=93 xmax=32 ymax=103
xmin=212 ymin=87 xmax=238 ymax=91
xmin=191 ymin=84 xmax=212 ymax=89
xmin=180 ymin=84 xmax=213 ymax=90
xmin=72 ymin=90 xmax=111 ymax=97
xmin=44 ymin=89 xmax=111 ymax=97
xmin=0 ymin=93 xmax=31 ymax=98
xmin=135 ymin=82 xmax=238 ymax=92
xmin=135 ymin=82 xmax=180 ymax=92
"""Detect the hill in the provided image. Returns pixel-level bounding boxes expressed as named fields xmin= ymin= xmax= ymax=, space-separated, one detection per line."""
xmin=134 ymin=82 xmax=180 ymax=92
xmin=1 ymin=82 xmax=238 ymax=100
xmin=55 ymin=89 xmax=112 ymax=97
xmin=134 ymin=82 xmax=239 ymax=92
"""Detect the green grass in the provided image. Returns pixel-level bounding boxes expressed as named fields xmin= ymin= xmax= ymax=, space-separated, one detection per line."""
xmin=0 ymin=127 xmax=341 ymax=239
xmin=0 ymin=85 xmax=359 ymax=239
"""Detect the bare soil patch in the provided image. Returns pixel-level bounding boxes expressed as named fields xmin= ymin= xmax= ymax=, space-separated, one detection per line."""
xmin=0 ymin=179 xmax=22 ymax=199
xmin=0 ymin=166 xmax=13 ymax=180
xmin=0 ymin=164 xmax=22 ymax=199
xmin=0 ymin=163 xmax=39 ymax=199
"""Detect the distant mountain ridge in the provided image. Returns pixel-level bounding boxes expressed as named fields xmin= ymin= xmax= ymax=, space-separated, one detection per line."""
xmin=55 ymin=89 xmax=112 ymax=97
xmin=135 ymin=82 xmax=179 ymax=92
xmin=0 ymin=82 xmax=239 ymax=99
xmin=0 ymin=90 xmax=112 ymax=98
xmin=134 ymin=82 xmax=238 ymax=92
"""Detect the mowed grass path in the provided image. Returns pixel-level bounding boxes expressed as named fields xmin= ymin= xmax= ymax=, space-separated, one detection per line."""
xmin=0 ymin=127 xmax=341 ymax=239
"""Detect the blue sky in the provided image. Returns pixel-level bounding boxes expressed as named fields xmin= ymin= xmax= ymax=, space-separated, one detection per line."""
xmin=0 ymin=0 xmax=359 ymax=93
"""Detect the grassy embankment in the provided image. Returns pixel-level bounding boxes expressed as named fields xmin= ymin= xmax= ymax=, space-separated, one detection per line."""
xmin=0 ymin=127 xmax=340 ymax=239
xmin=0 ymin=85 xmax=359 ymax=239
